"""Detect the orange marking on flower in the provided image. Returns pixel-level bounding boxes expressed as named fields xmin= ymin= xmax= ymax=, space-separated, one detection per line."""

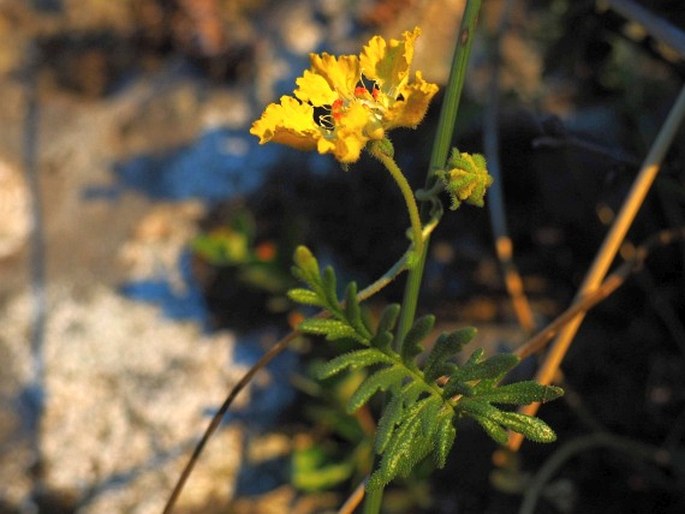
xmin=331 ymin=98 xmax=344 ymax=121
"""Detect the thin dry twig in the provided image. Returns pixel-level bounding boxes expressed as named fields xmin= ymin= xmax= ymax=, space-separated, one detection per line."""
xmin=337 ymin=477 xmax=367 ymax=514
xmin=513 ymin=227 xmax=685 ymax=361
xmin=507 ymin=81 xmax=685 ymax=452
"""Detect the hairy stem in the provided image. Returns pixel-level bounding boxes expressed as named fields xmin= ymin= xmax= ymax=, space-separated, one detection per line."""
xmin=361 ymin=2 xmax=482 ymax=513
xmin=369 ymin=140 xmax=424 ymax=264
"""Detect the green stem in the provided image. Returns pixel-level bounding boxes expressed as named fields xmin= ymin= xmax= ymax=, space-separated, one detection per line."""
xmin=369 ymin=140 xmax=424 ymax=263
xmin=362 ymin=4 xmax=482 ymax=513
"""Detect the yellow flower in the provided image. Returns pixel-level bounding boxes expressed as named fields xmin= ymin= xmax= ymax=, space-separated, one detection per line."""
xmin=250 ymin=27 xmax=438 ymax=164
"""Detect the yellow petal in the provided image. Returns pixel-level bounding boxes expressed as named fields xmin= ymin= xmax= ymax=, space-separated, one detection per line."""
xmin=250 ymin=95 xmax=321 ymax=151
xmin=384 ymin=72 xmax=438 ymax=129
xmin=314 ymin=102 xmax=370 ymax=163
xmin=294 ymin=69 xmax=337 ymax=106
xmin=360 ymin=27 xmax=420 ymax=94
xmin=309 ymin=53 xmax=360 ymax=97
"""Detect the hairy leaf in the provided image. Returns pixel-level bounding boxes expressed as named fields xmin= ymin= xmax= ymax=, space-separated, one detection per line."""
xmin=287 ymin=288 xmax=325 ymax=307
xmin=370 ymin=399 xmax=431 ymax=489
xmin=298 ymin=318 xmax=359 ymax=342
xmin=347 ymin=366 xmax=406 ymax=413
xmin=316 ymin=349 xmax=395 ymax=379
xmin=469 ymin=412 xmax=509 ymax=445
xmin=344 ymin=282 xmax=372 ymax=339
xmin=401 ymin=314 xmax=435 ymax=365
xmin=476 ymin=381 xmax=564 ymax=405
xmin=369 ymin=331 xmax=393 ymax=352
xmin=377 ymin=303 xmax=401 ymax=334
xmin=454 ymin=353 xmax=519 ymax=382
xmin=495 ymin=411 xmax=557 ymax=443
xmin=321 ymin=266 xmax=339 ymax=309
xmin=423 ymin=327 xmax=477 ymax=382
xmin=442 ymin=377 xmax=474 ymax=399
xmin=433 ymin=412 xmax=457 ymax=468
xmin=293 ymin=245 xmax=320 ymax=284
xmin=375 ymin=393 xmax=404 ymax=454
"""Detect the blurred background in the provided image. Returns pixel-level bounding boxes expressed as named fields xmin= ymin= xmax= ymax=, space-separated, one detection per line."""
xmin=1 ymin=0 xmax=684 ymax=512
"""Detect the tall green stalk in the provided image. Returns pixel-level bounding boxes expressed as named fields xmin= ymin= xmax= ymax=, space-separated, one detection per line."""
xmin=362 ymin=2 xmax=482 ymax=512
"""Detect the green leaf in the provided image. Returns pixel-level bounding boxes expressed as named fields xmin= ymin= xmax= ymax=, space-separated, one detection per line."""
xmin=370 ymin=331 xmax=393 ymax=352
xmin=316 ymin=349 xmax=395 ymax=379
xmin=298 ymin=318 xmax=359 ymax=342
xmin=344 ymin=282 xmax=372 ymax=339
xmin=377 ymin=304 xmax=401 ymax=334
xmin=321 ymin=266 xmax=339 ymax=308
xmin=476 ymin=382 xmax=564 ymax=405
xmin=287 ymin=288 xmax=324 ymax=307
xmin=433 ymin=412 xmax=457 ymax=468
xmin=375 ymin=393 xmax=404 ymax=454
xmin=293 ymin=246 xmax=320 ymax=284
xmin=442 ymin=377 xmax=474 ymax=399
xmin=469 ymin=412 xmax=509 ymax=445
xmin=401 ymin=314 xmax=435 ymax=365
xmin=424 ymin=327 xmax=477 ymax=382
xmin=495 ymin=411 xmax=558 ymax=443
xmin=347 ymin=365 xmax=406 ymax=413
xmin=370 ymin=400 xmax=427 ymax=489
xmin=454 ymin=353 xmax=519 ymax=382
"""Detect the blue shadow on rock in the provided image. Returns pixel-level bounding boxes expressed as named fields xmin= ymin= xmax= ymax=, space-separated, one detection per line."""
xmin=119 ymin=250 xmax=209 ymax=325
xmin=110 ymin=127 xmax=281 ymax=201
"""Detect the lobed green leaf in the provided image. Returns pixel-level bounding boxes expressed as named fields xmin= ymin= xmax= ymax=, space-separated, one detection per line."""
xmin=494 ymin=411 xmax=558 ymax=443
xmin=377 ymin=304 xmax=401 ymax=334
xmin=321 ymin=266 xmax=339 ymax=309
xmin=424 ymin=327 xmax=477 ymax=382
xmin=401 ymin=314 xmax=435 ymax=365
xmin=344 ymin=282 xmax=372 ymax=339
xmin=293 ymin=246 xmax=320 ymax=285
xmin=476 ymin=381 xmax=564 ymax=405
xmin=316 ymin=348 xmax=395 ymax=379
xmin=287 ymin=288 xmax=325 ymax=307
xmin=347 ymin=365 xmax=406 ymax=413
xmin=375 ymin=393 xmax=404 ymax=455
xmin=298 ymin=318 xmax=359 ymax=342
xmin=454 ymin=353 xmax=519 ymax=383
xmin=433 ymin=411 xmax=457 ymax=468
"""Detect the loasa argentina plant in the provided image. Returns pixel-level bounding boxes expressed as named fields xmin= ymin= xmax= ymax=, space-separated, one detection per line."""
xmin=288 ymin=246 xmax=563 ymax=490
xmin=250 ymin=18 xmax=561 ymax=513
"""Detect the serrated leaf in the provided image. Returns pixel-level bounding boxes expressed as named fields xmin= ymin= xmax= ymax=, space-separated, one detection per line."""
xmin=373 ymin=400 xmax=429 ymax=487
xmin=424 ymin=327 xmax=477 ymax=382
xmin=316 ymin=348 xmax=395 ymax=379
xmin=293 ymin=246 xmax=320 ymax=283
xmin=455 ymin=353 xmax=519 ymax=383
xmin=321 ymin=266 xmax=339 ymax=308
xmin=433 ymin=412 xmax=456 ymax=468
xmin=347 ymin=366 xmax=405 ymax=413
xmin=298 ymin=318 xmax=358 ymax=342
xmin=442 ymin=377 xmax=474 ymax=399
xmin=370 ymin=331 xmax=393 ymax=352
xmin=495 ymin=411 xmax=557 ymax=443
xmin=476 ymin=382 xmax=564 ymax=405
xmin=287 ymin=288 xmax=324 ymax=307
xmin=377 ymin=304 xmax=401 ymax=334
xmin=344 ymin=282 xmax=372 ymax=339
xmin=469 ymin=413 xmax=509 ymax=445
xmin=401 ymin=314 xmax=435 ymax=365
xmin=375 ymin=393 xmax=404 ymax=454
xmin=463 ymin=347 xmax=485 ymax=367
